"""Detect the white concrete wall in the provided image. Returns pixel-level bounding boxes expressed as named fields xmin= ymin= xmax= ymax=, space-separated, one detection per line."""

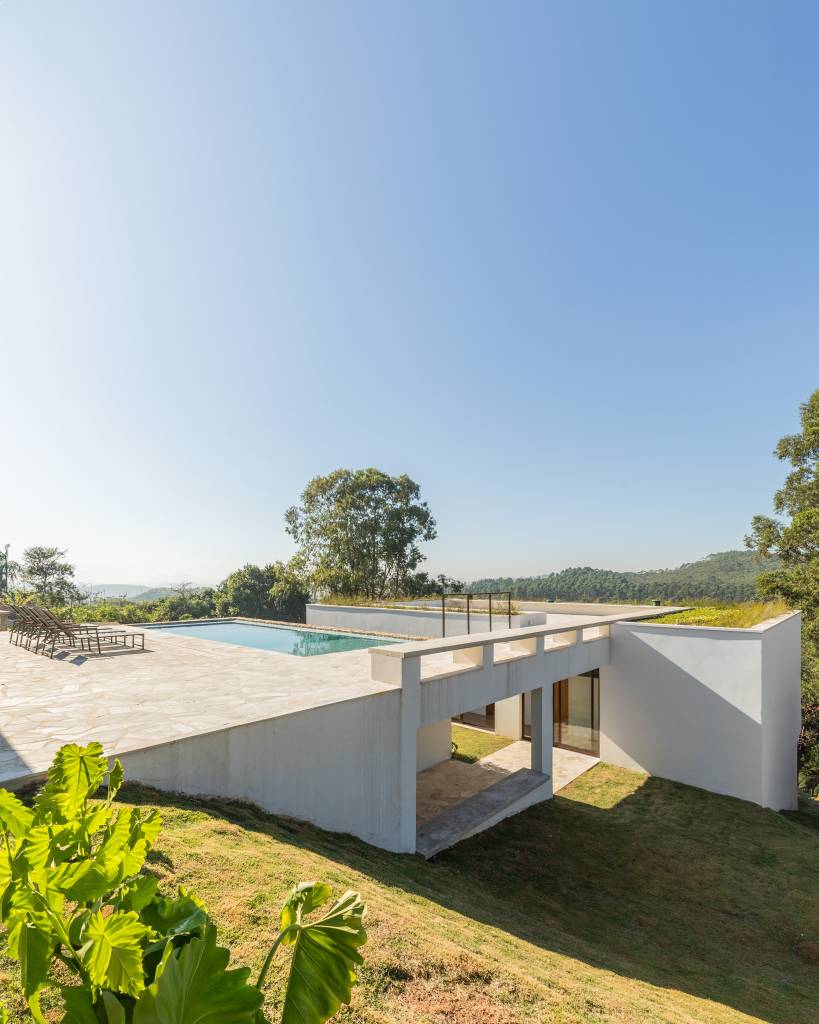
xmin=761 ymin=612 xmax=802 ymax=809
xmin=306 ymin=603 xmax=546 ymax=639
xmin=119 ymin=689 xmax=407 ymax=851
xmin=417 ymin=719 xmax=452 ymax=771
xmin=600 ymin=614 xmax=800 ymax=810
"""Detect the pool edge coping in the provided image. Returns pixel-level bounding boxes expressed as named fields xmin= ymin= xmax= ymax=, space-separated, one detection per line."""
xmin=138 ymin=615 xmax=421 ymax=642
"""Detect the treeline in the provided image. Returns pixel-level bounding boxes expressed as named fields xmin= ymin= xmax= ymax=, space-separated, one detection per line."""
xmin=58 ymin=564 xmax=310 ymax=624
xmin=467 ymin=551 xmax=778 ymax=605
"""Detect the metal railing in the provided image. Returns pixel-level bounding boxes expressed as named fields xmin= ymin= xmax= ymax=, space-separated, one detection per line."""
xmin=440 ymin=591 xmax=512 ymax=637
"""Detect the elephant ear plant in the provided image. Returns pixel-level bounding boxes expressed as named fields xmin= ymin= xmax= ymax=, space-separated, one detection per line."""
xmin=0 ymin=743 xmax=367 ymax=1023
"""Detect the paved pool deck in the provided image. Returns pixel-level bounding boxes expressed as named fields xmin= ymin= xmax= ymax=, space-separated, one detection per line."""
xmin=0 ymin=626 xmax=398 ymax=785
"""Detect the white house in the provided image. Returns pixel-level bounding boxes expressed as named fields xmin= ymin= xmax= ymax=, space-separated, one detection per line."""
xmin=0 ymin=602 xmax=801 ymax=858
xmin=118 ymin=603 xmax=803 ymax=856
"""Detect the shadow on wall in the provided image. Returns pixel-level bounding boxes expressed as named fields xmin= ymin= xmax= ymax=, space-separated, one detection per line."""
xmin=122 ymin=765 xmax=819 ymax=1024
xmin=602 ymin=623 xmax=799 ymax=809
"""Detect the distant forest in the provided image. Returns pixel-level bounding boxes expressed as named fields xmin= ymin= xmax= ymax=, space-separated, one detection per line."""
xmin=467 ymin=551 xmax=778 ymax=604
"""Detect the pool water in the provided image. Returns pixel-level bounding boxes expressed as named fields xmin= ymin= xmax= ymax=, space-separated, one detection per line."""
xmin=145 ymin=620 xmax=396 ymax=656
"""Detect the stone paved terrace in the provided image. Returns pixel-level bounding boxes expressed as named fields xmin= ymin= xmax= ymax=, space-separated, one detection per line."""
xmin=0 ymin=626 xmax=398 ymax=785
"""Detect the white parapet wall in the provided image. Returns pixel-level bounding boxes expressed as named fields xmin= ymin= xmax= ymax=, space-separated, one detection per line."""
xmin=306 ymin=602 xmax=546 ymax=638
xmin=599 ymin=612 xmax=801 ymax=810
xmin=118 ymin=688 xmax=407 ymax=851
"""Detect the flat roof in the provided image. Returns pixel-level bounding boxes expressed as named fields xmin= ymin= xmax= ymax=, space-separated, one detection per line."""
xmin=0 ymin=627 xmax=396 ymax=787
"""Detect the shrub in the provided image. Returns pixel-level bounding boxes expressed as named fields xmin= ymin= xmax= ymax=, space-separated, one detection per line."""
xmin=0 ymin=743 xmax=366 ymax=1023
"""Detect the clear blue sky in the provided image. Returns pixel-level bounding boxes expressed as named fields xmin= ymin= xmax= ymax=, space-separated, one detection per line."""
xmin=2 ymin=2 xmax=817 ymax=585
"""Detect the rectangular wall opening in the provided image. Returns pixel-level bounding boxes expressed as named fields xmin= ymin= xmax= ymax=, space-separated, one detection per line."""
xmin=453 ymin=704 xmax=495 ymax=731
xmin=551 ymin=670 xmax=600 ymax=756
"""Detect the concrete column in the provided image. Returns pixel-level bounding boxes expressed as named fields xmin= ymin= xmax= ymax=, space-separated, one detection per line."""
xmin=530 ymin=686 xmax=552 ymax=782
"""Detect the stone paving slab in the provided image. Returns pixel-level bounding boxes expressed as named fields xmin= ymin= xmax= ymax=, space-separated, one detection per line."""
xmin=0 ymin=628 xmax=396 ymax=785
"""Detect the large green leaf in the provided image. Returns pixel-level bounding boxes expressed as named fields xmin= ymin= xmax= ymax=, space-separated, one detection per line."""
xmin=133 ymin=925 xmax=263 ymax=1024
xmin=0 ymin=790 xmax=34 ymax=840
xmin=81 ymin=910 xmax=154 ymax=998
xmin=6 ymin=883 xmax=63 ymax=953
xmin=36 ymin=743 xmax=108 ymax=821
xmin=278 ymin=884 xmax=366 ymax=1024
xmin=115 ymin=875 xmax=159 ymax=913
xmin=100 ymin=991 xmax=126 ymax=1024
xmin=106 ymin=760 xmax=124 ymax=804
xmin=140 ymin=887 xmax=207 ymax=940
xmin=18 ymin=920 xmax=53 ymax=1023
xmin=59 ymin=987 xmax=98 ymax=1024
xmin=48 ymin=860 xmax=119 ymax=904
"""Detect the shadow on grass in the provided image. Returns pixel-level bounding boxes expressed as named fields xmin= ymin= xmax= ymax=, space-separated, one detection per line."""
xmin=121 ymin=768 xmax=819 ymax=1024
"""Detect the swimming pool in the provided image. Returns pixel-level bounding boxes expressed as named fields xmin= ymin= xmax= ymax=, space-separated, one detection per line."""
xmin=144 ymin=619 xmax=397 ymax=656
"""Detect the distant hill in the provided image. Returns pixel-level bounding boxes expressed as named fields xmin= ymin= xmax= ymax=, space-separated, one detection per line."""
xmin=467 ymin=551 xmax=778 ymax=604
xmin=129 ymin=588 xmax=177 ymax=602
xmin=81 ymin=583 xmax=152 ymax=599
xmin=81 ymin=584 xmax=179 ymax=602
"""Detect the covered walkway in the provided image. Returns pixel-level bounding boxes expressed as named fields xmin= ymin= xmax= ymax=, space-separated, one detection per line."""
xmin=415 ymin=742 xmax=599 ymax=857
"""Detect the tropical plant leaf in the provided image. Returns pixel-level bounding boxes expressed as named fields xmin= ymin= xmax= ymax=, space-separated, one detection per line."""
xmin=36 ymin=743 xmax=108 ymax=821
xmin=115 ymin=875 xmax=159 ymax=913
xmin=100 ymin=991 xmax=127 ymax=1024
xmin=0 ymin=790 xmax=34 ymax=840
xmin=107 ymin=760 xmax=124 ymax=803
xmin=6 ymin=884 xmax=63 ymax=952
xmin=278 ymin=885 xmax=366 ymax=1024
xmin=133 ymin=925 xmax=263 ymax=1024
xmin=82 ymin=910 xmax=154 ymax=997
xmin=141 ymin=887 xmax=208 ymax=939
xmin=18 ymin=921 xmax=53 ymax=1024
xmin=59 ymin=986 xmax=98 ymax=1024
xmin=120 ymin=811 xmax=161 ymax=877
xmin=49 ymin=860 xmax=119 ymax=904
xmin=279 ymin=883 xmax=332 ymax=933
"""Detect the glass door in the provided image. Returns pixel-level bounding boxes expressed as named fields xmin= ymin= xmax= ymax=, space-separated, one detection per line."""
xmin=552 ymin=671 xmax=600 ymax=756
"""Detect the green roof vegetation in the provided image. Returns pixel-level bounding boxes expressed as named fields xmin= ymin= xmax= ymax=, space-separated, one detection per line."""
xmin=647 ymin=598 xmax=791 ymax=628
xmin=4 ymin=766 xmax=815 ymax=1023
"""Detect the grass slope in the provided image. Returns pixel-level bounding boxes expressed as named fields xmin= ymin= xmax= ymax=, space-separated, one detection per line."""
xmin=2 ymin=765 xmax=816 ymax=1024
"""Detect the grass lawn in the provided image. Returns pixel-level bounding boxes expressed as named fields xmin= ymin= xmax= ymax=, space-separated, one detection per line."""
xmin=647 ymin=599 xmax=791 ymax=628
xmin=451 ymin=723 xmax=512 ymax=763
xmin=2 ymin=764 xmax=817 ymax=1024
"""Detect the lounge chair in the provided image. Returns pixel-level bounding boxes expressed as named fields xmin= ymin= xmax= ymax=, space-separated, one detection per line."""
xmin=30 ymin=607 xmax=145 ymax=656
xmin=5 ymin=604 xmax=43 ymax=649
xmin=13 ymin=606 xmax=144 ymax=658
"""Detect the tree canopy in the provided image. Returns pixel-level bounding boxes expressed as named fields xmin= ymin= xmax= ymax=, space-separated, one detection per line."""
xmin=746 ymin=388 xmax=819 ymax=787
xmin=285 ymin=469 xmax=437 ymax=599
xmin=468 ymin=551 xmax=776 ymax=604
xmin=18 ymin=546 xmax=81 ymax=604
xmin=213 ymin=562 xmax=309 ymax=621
